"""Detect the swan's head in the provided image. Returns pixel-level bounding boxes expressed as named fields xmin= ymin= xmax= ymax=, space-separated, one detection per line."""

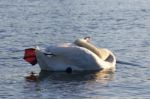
xmin=84 ymin=36 xmax=91 ymax=42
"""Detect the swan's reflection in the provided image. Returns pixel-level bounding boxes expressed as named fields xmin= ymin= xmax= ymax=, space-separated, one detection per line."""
xmin=38 ymin=70 xmax=114 ymax=84
xmin=23 ymin=70 xmax=115 ymax=99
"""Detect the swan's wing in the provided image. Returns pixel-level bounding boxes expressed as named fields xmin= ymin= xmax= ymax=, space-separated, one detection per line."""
xmin=45 ymin=46 xmax=101 ymax=69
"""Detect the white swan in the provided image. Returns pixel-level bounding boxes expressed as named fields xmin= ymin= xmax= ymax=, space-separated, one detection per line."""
xmin=24 ymin=38 xmax=116 ymax=72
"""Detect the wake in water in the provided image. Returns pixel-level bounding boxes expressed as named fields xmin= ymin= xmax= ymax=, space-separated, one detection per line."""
xmin=117 ymin=60 xmax=141 ymax=66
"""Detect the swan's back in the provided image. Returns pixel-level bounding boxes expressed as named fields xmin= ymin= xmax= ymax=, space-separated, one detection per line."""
xmin=74 ymin=39 xmax=110 ymax=60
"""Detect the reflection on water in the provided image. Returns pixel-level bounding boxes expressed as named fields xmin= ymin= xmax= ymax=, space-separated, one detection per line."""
xmin=23 ymin=71 xmax=114 ymax=98
xmin=1 ymin=0 xmax=150 ymax=98
xmin=38 ymin=70 xmax=114 ymax=83
xmin=22 ymin=71 xmax=114 ymax=99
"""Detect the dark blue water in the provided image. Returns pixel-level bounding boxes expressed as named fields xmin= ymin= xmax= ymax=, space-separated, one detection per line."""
xmin=0 ymin=0 xmax=150 ymax=98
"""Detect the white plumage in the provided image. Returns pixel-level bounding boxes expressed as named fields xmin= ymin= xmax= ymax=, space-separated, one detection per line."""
xmin=35 ymin=38 xmax=116 ymax=72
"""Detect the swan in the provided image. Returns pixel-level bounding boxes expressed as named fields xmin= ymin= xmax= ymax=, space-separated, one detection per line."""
xmin=23 ymin=37 xmax=116 ymax=72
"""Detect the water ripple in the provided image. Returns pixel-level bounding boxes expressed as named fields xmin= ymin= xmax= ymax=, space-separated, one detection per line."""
xmin=0 ymin=0 xmax=150 ymax=98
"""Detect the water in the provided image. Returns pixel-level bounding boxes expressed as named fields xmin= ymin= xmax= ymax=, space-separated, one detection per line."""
xmin=0 ymin=0 xmax=150 ymax=98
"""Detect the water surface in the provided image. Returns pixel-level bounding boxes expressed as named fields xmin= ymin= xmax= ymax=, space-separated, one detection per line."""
xmin=0 ymin=0 xmax=150 ymax=98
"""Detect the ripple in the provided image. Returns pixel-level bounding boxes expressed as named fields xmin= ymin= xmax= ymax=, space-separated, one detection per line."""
xmin=0 ymin=0 xmax=150 ymax=98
